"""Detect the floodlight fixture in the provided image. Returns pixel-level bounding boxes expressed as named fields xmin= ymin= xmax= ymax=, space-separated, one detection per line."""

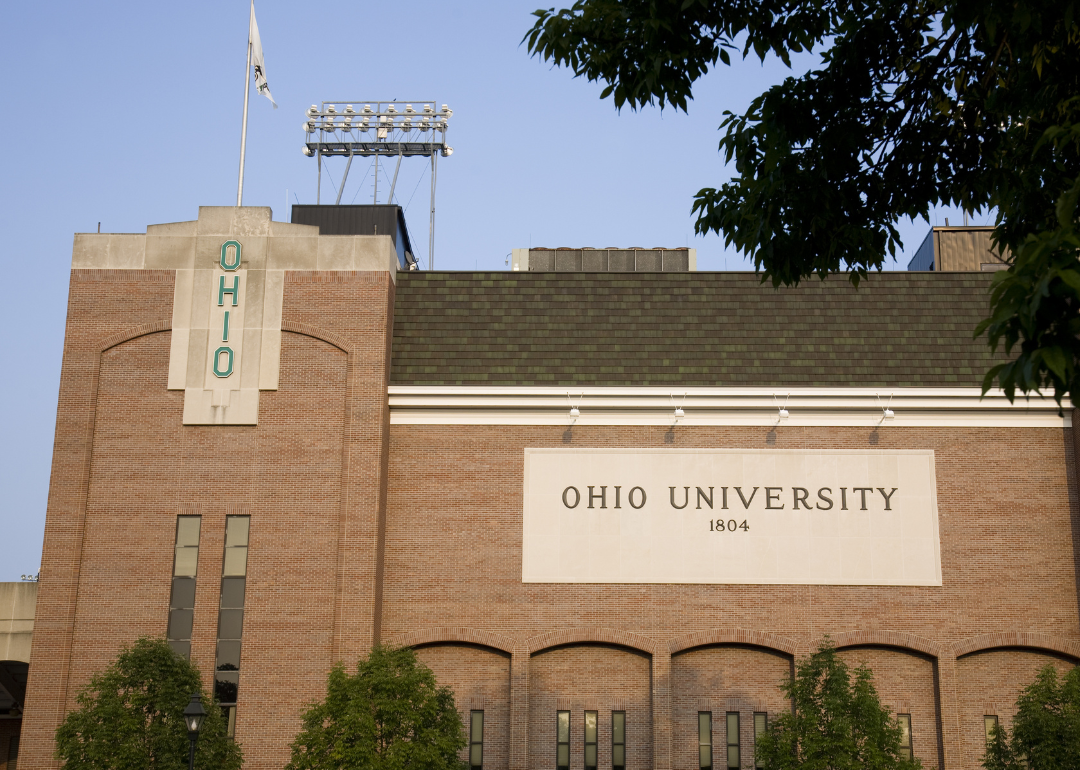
xmin=778 ymin=408 xmax=790 ymax=419
xmin=303 ymin=100 xmax=454 ymax=267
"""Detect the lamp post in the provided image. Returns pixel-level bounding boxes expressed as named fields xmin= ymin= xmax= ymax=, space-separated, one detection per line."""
xmin=183 ymin=692 xmax=207 ymax=770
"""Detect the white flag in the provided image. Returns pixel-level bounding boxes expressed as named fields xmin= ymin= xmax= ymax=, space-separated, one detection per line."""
xmin=249 ymin=1 xmax=277 ymax=108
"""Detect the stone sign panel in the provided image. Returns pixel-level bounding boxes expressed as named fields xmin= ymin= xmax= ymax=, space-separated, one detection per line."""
xmin=522 ymin=448 xmax=941 ymax=585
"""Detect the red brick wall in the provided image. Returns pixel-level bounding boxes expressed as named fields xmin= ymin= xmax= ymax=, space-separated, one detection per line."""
xmin=671 ymin=645 xmax=792 ymax=770
xmin=21 ymin=264 xmax=1080 ymax=770
xmin=528 ymin=645 xmax=652 ymax=770
xmin=21 ymin=269 xmax=396 ymax=770
xmin=415 ymin=643 xmax=512 ymax=770
xmin=381 ymin=423 xmax=1080 ymax=769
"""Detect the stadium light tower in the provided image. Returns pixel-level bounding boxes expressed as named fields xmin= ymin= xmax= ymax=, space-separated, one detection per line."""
xmin=302 ymin=100 xmax=453 ymax=268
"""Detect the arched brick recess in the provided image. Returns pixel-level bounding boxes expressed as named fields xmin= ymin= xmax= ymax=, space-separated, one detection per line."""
xmin=953 ymin=632 xmax=1080 ymax=660
xmin=670 ymin=641 xmax=793 ymax=770
xmin=528 ymin=642 xmax=652 ymax=770
xmin=414 ymin=642 xmax=513 ymax=770
xmin=525 ymin=628 xmax=659 ymax=656
xmin=668 ymin=629 xmax=799 ymax=656
xmin=282 ymin=319 xmax=354 ymax=353
xmin=837 ymin=643 xmax=944 ymax=769
xmin=830 ymin=630 xmax=944 ymax=659
xmin=956 ymin=646 xmax=1079 ymax=769
xmin=97 ymin=319 xmax=171 ymax=352
xmin=388 ymin=627 xmax=517 ymax=655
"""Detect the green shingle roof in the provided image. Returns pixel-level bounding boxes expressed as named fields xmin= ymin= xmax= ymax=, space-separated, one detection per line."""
xmin=390 ymin=271 xmax=1005 ymax=387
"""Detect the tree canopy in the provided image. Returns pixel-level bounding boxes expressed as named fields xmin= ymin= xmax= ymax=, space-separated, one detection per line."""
xmin=755 ymin=639 xmax=922 ymax=770
xmin=285 ymin=644 xmax=466 ymax=770
xmin=526 ymin=0 xmax=1080 ymax=406
xmin=54 ymin=637 xmax=242 ymax=770
xmin=983 ymin=664 xmax=1080 ymax=770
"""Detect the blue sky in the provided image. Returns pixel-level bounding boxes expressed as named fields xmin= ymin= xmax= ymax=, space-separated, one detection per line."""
xmin=0 ymin=0 xmax=982 ymax=580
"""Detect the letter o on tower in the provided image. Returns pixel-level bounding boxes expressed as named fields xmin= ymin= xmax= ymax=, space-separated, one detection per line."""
xmin=562 ymin=486 xmax=581 ymax=509
xmin=220 ymin=240 xmax=242 ymax=271
xmin=628 ymin=486 xmax=647 ymax=509
xmin=213 ymin=346 xmax=234 ymax=378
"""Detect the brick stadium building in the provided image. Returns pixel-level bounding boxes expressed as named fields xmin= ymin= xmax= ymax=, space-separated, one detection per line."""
xmin=17 ymin=206 xmax=1080 ymax=770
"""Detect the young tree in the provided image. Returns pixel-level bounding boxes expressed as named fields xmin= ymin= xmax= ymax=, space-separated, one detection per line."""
xmin=526 ymin=0 xmax=1080 ymax=407
xmin=983 ymin=664 xmax=1080 ymax=770
xmin=755 ymin=639 xmax=922 ymax=770
xmin=285 ymin=644 xmax=466 ymax=770
xmin=55 ymin=637 xmax=242 ymax=770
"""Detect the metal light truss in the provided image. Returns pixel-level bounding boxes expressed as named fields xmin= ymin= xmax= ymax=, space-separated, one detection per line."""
xmin=302 ymin=100 xmax=454 ymax=269
xmin=302 ymin=100 xmax=452 ymax=158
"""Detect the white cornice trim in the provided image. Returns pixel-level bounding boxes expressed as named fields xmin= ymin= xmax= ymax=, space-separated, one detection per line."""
xmin=387 ymin=386 xmax=1070 ymax=428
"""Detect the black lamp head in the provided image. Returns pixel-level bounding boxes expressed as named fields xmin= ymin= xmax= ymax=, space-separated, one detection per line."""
xmin=183 ymin=692 xmax=207 ymax=734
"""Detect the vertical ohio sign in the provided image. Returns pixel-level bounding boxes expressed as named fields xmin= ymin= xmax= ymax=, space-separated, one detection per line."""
xmin=211 ymin=240 xmax=243 ymax=379
xmin=167 ymin=236 xmax=284 ymax=425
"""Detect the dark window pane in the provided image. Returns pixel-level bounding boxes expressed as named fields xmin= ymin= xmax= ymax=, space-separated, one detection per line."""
xmin=470 ymin=743 xmax=482 ymax=768
xmin=585 ymin=711 xmax=597 ymax=742
xmin=700 ymin=745 xmax=712 ymax=769
xmin=557 ymin=744 xmax=569 ymax=769
xmin=215 ymin=671 xmax=239 ymax=704
xmin=170 ymin=577 xmax=196 ymax=610
xmin=216 ymin=639 xmax=242 ymax=671
xmin=613 ymin=711 xmax=625 ymax=743
xmin=218 ymin=608 xmax=244 ymax=639
xmin=557 ymin=711 xmax=570 ymax=742
xmin=585 ymin=744 xmax=597 ymax=768
xmin=613 ymin=744 xmax=625 ymax=767
xmin=168 ymin=640 xmax=191 ymax=659
xmin=223 ymin=705 xmax=236 ymax=738
xmin=220 ymin=577 xmax=246 ymax=609
xmin=167 ymin=608 xmax=193 ymax=641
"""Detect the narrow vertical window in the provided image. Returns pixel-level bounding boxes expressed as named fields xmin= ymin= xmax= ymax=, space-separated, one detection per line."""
xmin=984 ymin=715 xmax=999 ymax=747
xmin=167 ymin=516 xmax=201 ymax=658
xmin=726 ymin=712 xmax=740 ymax=769
xmin=470 ymin=710 xmax=484 ymax=770
xmin=584 ymin=711 xmax=598 ymax=770
xmin=215 ymin=515 xmax=249 ymax=737
xmin=612 ymin=711 xmax=626 ymax=770
xmin=7 ymin=735 xmax=19 ymax=770
xmin=557 ymin=711 xmax=570 ymax=770
xmin=698 ymin=712 xmax=713 ymax=770
xmin=753 ymin=712 xmax=767 ymax=769
xmin=898 ymin=714 xmax=912 ymax=760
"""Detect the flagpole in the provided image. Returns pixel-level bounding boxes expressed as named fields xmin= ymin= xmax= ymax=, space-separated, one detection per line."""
xmin=236 ymin=7 xmax=253 ymax=207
